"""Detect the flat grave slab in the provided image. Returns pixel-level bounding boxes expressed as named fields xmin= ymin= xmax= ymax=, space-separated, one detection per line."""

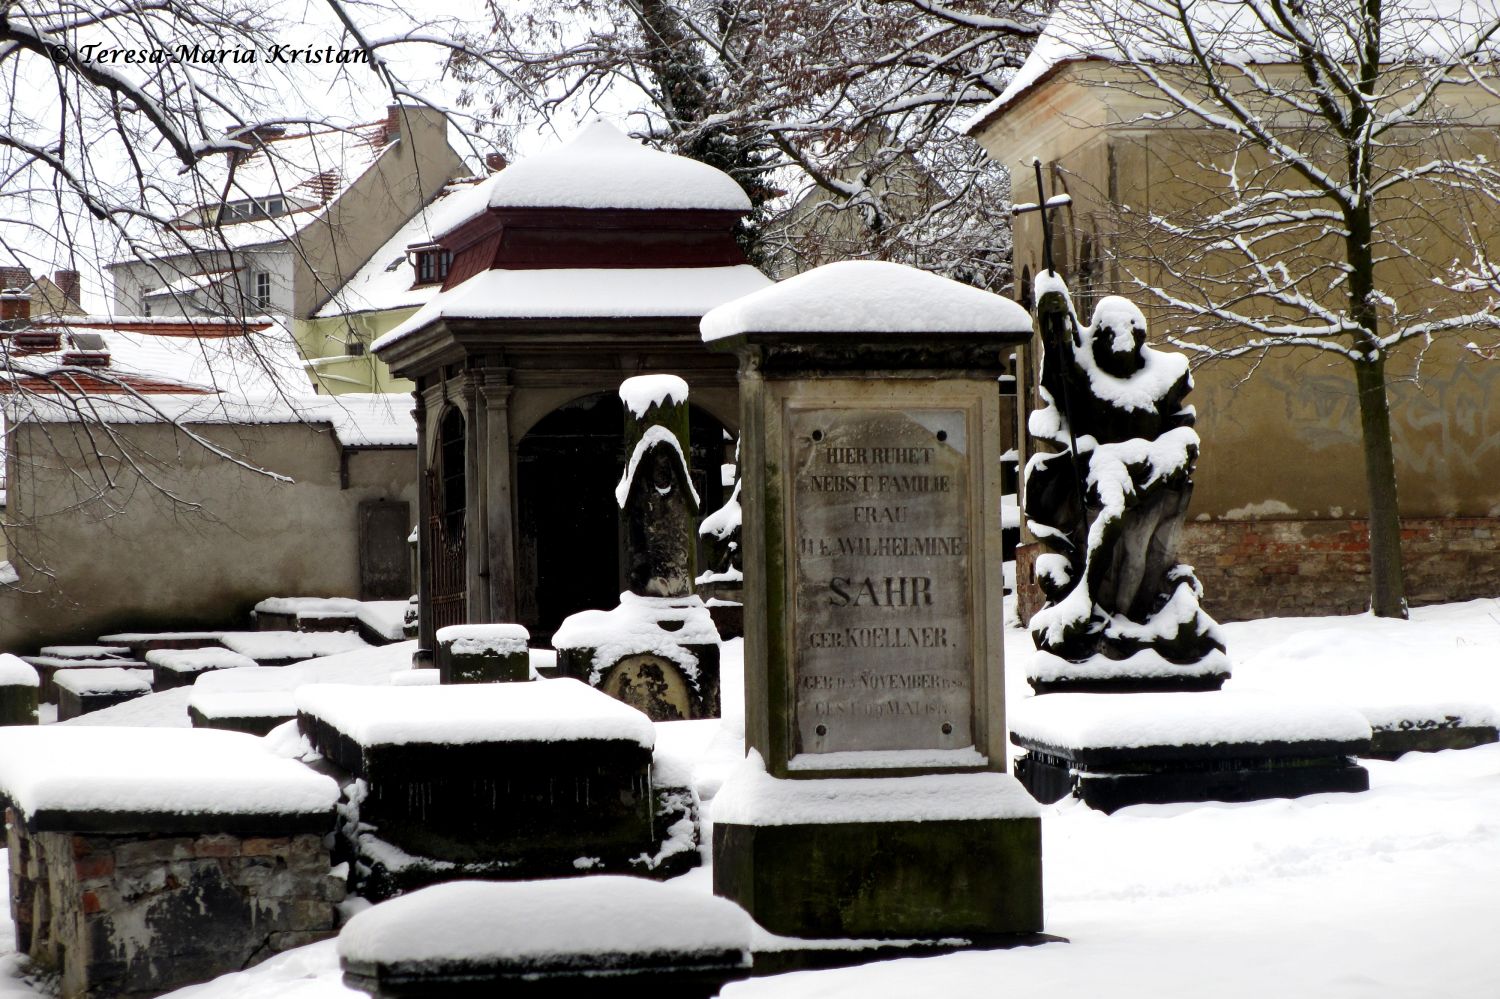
xmin=0 ymin=727 xmax=341 ymax=999
xmin=218 ymin=631 xmax=369 ymax=667
xmin=37 ymin=645 xmax=130 ymax=660
xmin=253 ymin=597 xmax=361 ymax=630
xmin=54 ymin=668 xmax=153 ymax=721
xmin=24 ymin=656 xmax=149 ymax=703
xmin=339 ymin=876 xmax=752 ymax=998
xmin=147 ymin=647 xmax=259 ymax=690
xmin=296 ymin=679 xmax=672 ymax=888
xmin=1010 ymin=690 xmax=1373 ymax=812
xmin=1360 ymin=701 xmax=1500 ymax=758
xmin=189 ymin=691 xmax=299 ymax=736
xmin=96 ymin=631 xmax=228 ymax=658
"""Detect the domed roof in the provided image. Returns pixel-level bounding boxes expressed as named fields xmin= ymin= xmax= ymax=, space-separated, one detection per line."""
xmin=486 ymin=119 xmax=751 ymax=212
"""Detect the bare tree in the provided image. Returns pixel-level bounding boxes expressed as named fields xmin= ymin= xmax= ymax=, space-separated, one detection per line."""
xmin=1026 ymin=0 xmax=1500 ymax=618
xmin=451 ymin=0 xmax=1043 ymax=287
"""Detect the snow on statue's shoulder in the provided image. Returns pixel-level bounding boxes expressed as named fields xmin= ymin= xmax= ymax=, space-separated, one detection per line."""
xmin=486 ymin=119 xmax=750 ymax=212
xmin=0 ymin=727 xmax=339 ymax=819
xmin=619 ymin=374 xmax=688 ymax=418
xmin=701 ymin=260 xmax=1031 ymax=340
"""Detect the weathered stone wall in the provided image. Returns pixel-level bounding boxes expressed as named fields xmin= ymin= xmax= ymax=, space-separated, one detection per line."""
xmin=7 ymin=816 xmax=342 ymax=999
xmin=0 ymin=421 xmax=416 ymax=652
xmin=1015 ymin=517 xmax=1500 ymax=627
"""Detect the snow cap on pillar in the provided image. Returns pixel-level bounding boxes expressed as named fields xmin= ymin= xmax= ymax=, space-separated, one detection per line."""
xmin=700 ymin=260 xmax=1032 ymax=341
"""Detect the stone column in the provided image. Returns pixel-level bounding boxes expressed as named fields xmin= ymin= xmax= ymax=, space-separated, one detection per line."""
xmin=481 ymin=370 xmax=517 ymax=621
xmin=411 ymin=382 xmax=435 ymax=668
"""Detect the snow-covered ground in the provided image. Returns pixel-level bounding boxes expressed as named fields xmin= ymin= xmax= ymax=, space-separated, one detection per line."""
xmin=4 ymin=600 xmax=1500 ymax=997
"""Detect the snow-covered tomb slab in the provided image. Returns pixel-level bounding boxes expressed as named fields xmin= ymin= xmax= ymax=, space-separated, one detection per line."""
xmin=0 ymin=727 xmax=344 ymax=998
xmin=1360 ymin=701 xmax=1500 ymax=758
xmin=296 ymin=680 xmax=685 ymax=891
xmin=0 ymin=653 xmax=39 ymax=726
xmin=219 ymin=630 xmax=368 ymax=666
xmin=1010 ymin=691 xmax=1372 ymax=813
xmin=0 ymin=727 xmax=339 ymax=832
xmin=188 ymin=690 xmax=300 ymax=737
xmin=339 ymin=876 xmax=752 ymax=996
xmin=147 ymin=647 xmax=258 ymax=689
xmin=434 ymin=623 xmax=531 ymax=684
xmin=53 ymin=668 xmax=153 ymax=721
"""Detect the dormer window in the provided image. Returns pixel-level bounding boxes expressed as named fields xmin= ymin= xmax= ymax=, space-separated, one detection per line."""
xmin=216 ymin=196 xmax=287 ymax=225
xmin=414 ymin=248 xmax=452 ymax=286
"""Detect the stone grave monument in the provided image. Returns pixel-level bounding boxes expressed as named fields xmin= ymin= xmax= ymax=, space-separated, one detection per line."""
xmin=1010 ymin=268 xmax=1372 ymax=809
xmin=435 ymin=623 xmax=531 ymax=683
xmin=0 ymin=727 xmax=342 ymax=999
xmin=0 ymin=654 xmax=38 ymax=725
xmin=1022 ymin=276 xmax=1229 ymax=694
xmin=702 ymin=260 xmax=1044 ymax=942
xmin=295 ymin=679 xmax=701 ymax=900
xmin=554 ymin=375 xmax=722 ymax=721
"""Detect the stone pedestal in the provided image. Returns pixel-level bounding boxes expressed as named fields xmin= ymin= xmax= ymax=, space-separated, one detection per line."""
xmin=1010 ymin=691 xmax=1373 ymax=812
xmin=0 ymin=728 xmax=340 ymax=999
xmin=339 ymin=877 xmax=752 ymax=998
xmin=55 ymin=668 xmax=152 ymax=721
xmin=0 ymin=655 xmax=39 ymax=725
xmin=436 ymin=624 xmax=531 ymax=683
xmin=702 ymin=260 xmax=1040 ymax=940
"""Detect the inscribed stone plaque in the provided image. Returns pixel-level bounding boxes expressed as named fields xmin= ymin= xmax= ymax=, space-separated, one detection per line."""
xmin=789 ymin=407 xmax=973 ymax=756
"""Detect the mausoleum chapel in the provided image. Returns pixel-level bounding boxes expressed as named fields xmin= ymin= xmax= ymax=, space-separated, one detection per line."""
xmin=371 ymin=121 xmax=771 ymax=650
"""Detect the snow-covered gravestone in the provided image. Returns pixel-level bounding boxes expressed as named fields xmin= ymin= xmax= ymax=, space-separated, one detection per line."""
xmin=436 ymin=623 xmax=531 ymax=683
xmin=554 ymin=375 xmax=722 ymax=721
xmin=1023 ymin=278 xmax=1229 ymax=693
xmin=0 ymin=728 xmax=342 ymax=999
xmin=701 ymin=260 xmax=1043 ymax=940
xmin=0 ymin=654 xmax=38 ymax=725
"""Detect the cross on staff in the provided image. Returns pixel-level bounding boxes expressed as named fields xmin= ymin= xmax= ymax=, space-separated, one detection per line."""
xmin=1012 ymin=158 xmax=1072 ymax=277
xmin=1013 ymin=158 xmax=1090 ymax=561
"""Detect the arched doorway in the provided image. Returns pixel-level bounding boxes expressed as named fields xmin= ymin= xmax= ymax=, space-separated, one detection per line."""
xmin=516 ymin=393 xmax=731 ymax=643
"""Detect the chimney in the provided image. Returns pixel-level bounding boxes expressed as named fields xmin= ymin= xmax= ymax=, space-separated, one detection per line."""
xmin=485 ymin=152 xmax=508 ymax=174
xmin=0 ymin=288 xmax=30 ymax=324
xmin=385 ymin=105 xmax=407 ymax=144
xmin=54 ymin=270 xmax=81 ymax=305
xmin=0 ymin=267 xmax=31 ymax=292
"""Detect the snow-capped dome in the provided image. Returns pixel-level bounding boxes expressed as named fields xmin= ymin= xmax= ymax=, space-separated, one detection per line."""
xmin=486 ymin=119 xmax=751 ymax=212
xmin=700 ymin=260 xmax=1032 ymax=340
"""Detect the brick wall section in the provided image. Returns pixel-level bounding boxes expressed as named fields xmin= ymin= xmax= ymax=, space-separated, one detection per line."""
xmin=7 ymin=815 xmax=343 ymax=999
xmin=1015 ymin=518 xmax=1500 ymax=627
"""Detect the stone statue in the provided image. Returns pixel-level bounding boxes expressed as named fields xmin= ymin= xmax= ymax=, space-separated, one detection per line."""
xmin=1024 ymin=279 xmax=1226 ymax=689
